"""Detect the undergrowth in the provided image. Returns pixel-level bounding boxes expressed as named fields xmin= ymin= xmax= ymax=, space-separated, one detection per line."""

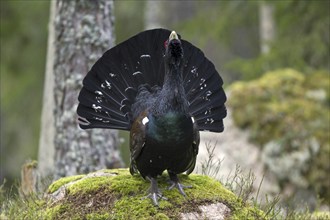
xmin=1 ymin=141 xmax=329 ymax=219
xmin=198 ymin=141 xmax=329 ymax=220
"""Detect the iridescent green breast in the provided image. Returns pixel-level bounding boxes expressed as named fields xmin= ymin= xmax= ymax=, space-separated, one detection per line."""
xmin=146 ymin=112 xmax=193 ymax=146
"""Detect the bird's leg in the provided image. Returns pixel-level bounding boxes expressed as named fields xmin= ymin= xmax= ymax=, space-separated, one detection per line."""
xmin=167 ymin=171 xmax=192 ymax=197
xmin=143 ymin=176 xmax=167 ymax=206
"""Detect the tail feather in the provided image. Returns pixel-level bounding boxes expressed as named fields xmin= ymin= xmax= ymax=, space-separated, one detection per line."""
xmin=82 ymin=75 xmax=124 ymax=108
xmin=197 ymin=120 xmax=225 ymax=132
xmin=181 ymin=41 xmax=227 ymax=132
xmin=77 ymin=105 xmax=129 ymax=130
xmin=187 ymin=72 xmax=222 ymax=106
xmin=194 ymin=105 xmax=227 ymax=132
xmin=194 ymin=105 xmax=227 ymax=122
xmin=78 ymin=88 xmax=127 ymax=120
xmin=189 ymin=89 xmax=226 ymax=116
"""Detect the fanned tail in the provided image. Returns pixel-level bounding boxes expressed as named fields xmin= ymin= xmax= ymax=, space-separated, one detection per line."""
xmin=77 ymin=28 xmax=226 ymax=132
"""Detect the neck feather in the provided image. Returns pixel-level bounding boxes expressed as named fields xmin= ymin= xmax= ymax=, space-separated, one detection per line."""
xmin=153 ymin=62 xmax=188 ymax=115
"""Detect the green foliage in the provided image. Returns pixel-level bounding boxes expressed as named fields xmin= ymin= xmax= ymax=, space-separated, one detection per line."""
xmin=176 ymin=1 xmax=329 ymax=82
xmin=114 ymin=1 xmax=145 ymax=44
xmin=174 ymin=1 xmax=259 ymax=83
xmin=0 ymin=0 xmax=49 ymax=187
xmin=227 ymin=1 xmax=329 ymax=80
xmin=229 ymin=69 xmax=330 ymax=205
xmin=274 ymin=1 xmax=329 ymax=69
xmin=0 ymin=189 xmax=46 ymax=220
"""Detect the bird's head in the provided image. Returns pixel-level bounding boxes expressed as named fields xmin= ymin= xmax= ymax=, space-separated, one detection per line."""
xmin=164 ymin=31 xmax=183 ymax=66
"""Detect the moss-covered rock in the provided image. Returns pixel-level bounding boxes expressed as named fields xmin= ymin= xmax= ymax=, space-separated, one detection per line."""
xmin=228 ymin=69 xmax=330 ymax=205
xmin=31 ymin=169 xmax=267 ymax=219
xmin=310 ymin=211 xmax=330 ymax=220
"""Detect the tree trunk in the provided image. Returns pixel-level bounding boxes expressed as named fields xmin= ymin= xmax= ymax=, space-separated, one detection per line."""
xmin=144 ymin=0 xmax=164 ymax=30
xmin=38 ymin=0 xmax=123 ymax=181
xmin=144 ymin=1 xmax=197 ymax=30
xmin=259 ymin=2 xmax=275 ymax=54
xmin=38 ymin=0 xmax=56 ymax=178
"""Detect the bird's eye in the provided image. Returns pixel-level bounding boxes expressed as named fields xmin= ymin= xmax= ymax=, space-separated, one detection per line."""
xmin=164 ymin=40 xmax=169 ymax=48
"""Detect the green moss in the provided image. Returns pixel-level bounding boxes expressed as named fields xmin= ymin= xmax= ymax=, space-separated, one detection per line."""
xmin=48 ymin=175 xmax=84 ymax=193
xmin=229 ymin=68 xmax=330 ymax=205
xmin=42 ymin=168 xmax=267 ymax=219
xmin=68 ymin=176 xmax=112 ymax=194
xmin=86 ymin=212 xmax=111 ymax=220
xmin=311 ymin=211 xmax=330 ymax=220
xmin=154 ymin=213 xmax=170 ymax=220
xmin=109 ymin=172 xmax=246 ymax=219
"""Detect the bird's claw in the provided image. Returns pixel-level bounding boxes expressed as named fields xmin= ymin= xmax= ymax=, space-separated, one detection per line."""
xmin=142 ymin=192 xmax=167 ymax=206
xmin=168 ymin=181 xmax=192 ymax=197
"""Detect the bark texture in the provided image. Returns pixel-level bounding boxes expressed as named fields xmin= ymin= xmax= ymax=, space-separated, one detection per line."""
xmin=39 ymin=0 xmax=123 ymax=180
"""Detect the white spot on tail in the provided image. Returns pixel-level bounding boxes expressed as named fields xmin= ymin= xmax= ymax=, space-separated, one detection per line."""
xmin=95 ymin=91 xmax=103 ymax=96
xmin=95 ymin=91 xmax=104 ymax=103
xmin=191 ymin=117 xmax=195 ymax=123
xmin=204 ymin=108 xmax=212 ymax=115
xmin=140 ymin=54 xmax=151 ymax=58
xmin=93 ymin=117 xmax=103 ymax=121
xmin=92 ymin=104 xmax=102 ymax=112
xmin=204 ymin=90 xmax=212 ymax=101
xmin=132 ymin=71 xmax=142 ymax=76
xmin=125 ymin=87 xmax=134 ymax=92
xmin=191 ymin=66 xmax=198 ymax=77
xmin=205 ymin=118 xmax=214 ymax=124
xmin=101 ymin=80 xmax=111 ymax=89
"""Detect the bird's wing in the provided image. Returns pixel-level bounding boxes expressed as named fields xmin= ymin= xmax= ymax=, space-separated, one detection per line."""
xmin=186 ymin=121 xmax=200 ymax=175
xmin=129 ymin=110 xmax=148 ymax=175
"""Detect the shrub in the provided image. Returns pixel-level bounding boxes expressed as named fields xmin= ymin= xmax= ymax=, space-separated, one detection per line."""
xmin=229 ymin=69 xmax=330 ymax=205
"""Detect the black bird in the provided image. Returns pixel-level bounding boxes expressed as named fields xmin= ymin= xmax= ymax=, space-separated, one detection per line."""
xmin=77 ymin=29 xmax=227 ymax=205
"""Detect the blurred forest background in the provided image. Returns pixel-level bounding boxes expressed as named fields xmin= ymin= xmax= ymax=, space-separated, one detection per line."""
xmin=1 ymin=0 xmax=329 ymax=210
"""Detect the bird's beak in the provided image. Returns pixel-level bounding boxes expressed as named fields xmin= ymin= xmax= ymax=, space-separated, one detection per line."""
xmin=169 ymin=31 xmax=178 ymax=41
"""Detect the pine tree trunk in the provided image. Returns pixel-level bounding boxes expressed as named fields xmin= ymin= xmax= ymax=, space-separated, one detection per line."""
xmin=144 ymin=1 xmax=197 ymax=30
xmin=144 ymin=0 xmax=163 ymax=29
xmin=38 ymin=0 xmax=123 ymax=180
xmin=259 ymin=2 xmax=276 ymax=54
xmin=38 ymin=0 xmax=56 ymax=179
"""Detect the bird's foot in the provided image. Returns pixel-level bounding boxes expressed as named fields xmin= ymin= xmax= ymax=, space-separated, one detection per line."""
xmin=167 ymin=171 xmax=192 ymax=197
xmin=168 ymin=181 xmax=192 ymax=197
xmin=142 ymin=191 xmax=167 ymax=206
xmin=143 ymin=176 xmax=167 ymax=206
